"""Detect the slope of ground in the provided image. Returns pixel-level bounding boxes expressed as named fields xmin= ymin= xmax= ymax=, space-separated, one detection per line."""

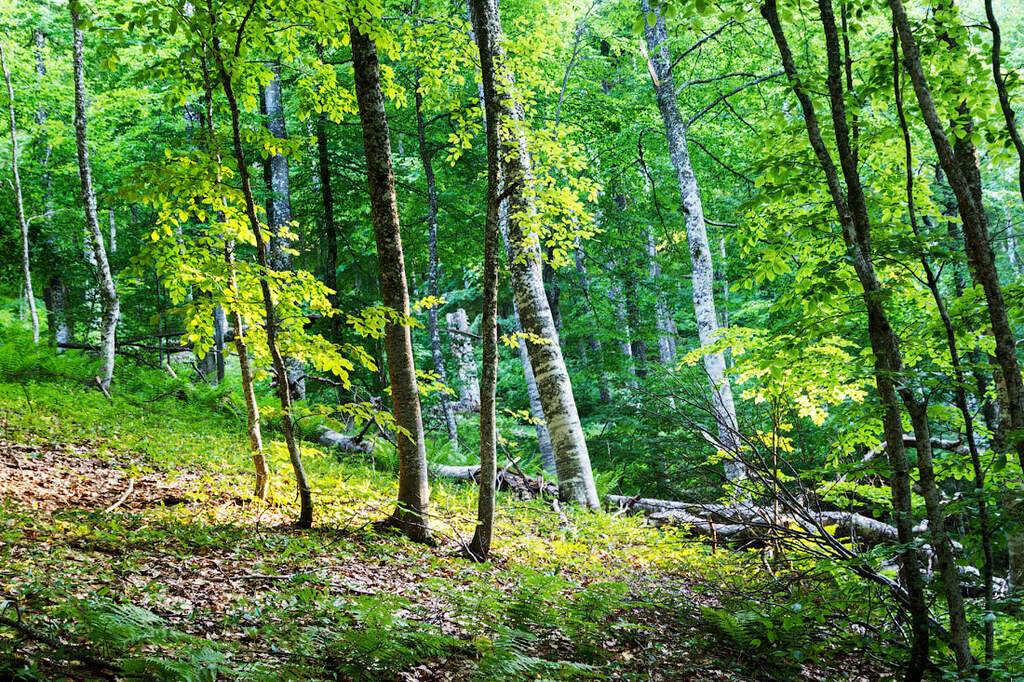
xmin=0 ymin=351 xmax=891 ymax=681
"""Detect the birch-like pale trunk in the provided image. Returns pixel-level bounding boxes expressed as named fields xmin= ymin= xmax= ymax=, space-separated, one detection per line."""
xmin=446 ymin=308 xmax=481 ymax=413
xmin=107 ymin=208 xmax=116 ymax=253
xmin=415 ymin=71 xmax=459 ymax=447
xmin=470 ymin=0 xmax=597 ymax=506
xmin=71 ymin=14 xmax=120 ymax=390
xmin=261 ymin=62 xmax=305 ymax=401
xmin=514 ymin=307 xmax=556 ymax=473
xmin=1 ymin=43 xmax=39 ymax=344
xmin=349 ymin=16 xmax=432 ymax=541
xmin=642 ymin=3 xmax=742 ymax=479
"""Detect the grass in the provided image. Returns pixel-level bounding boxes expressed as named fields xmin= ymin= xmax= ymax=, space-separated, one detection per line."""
xmin=0 ymin=337 xmax=894 ymax=681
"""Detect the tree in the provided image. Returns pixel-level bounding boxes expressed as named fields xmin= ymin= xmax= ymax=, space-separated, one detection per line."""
xmin=415 ymin=69 xmax=459 ymax=449
xmin=71 ymin=4 xmax=119 ymax=392
xmin=467 ymin=0 xmax=502 ymax=561
xmin=1 ymin=42 xmax=39 ymax=344
xmin=470 ymin=0 xmax=599 ymax=509
xmin=210 ymin=3 xmax=313 ymax=528
xmin=261 ymin=61 xmax=305 ymax=401
xmin=641 ymin=1 xmax=742 ymax=480
xmin=349 ymin=13 xmax=432 ymax=542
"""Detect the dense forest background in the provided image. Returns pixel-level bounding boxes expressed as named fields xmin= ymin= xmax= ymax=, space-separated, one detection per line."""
xmin=3 ymin=0 xmax=1024 ymax=678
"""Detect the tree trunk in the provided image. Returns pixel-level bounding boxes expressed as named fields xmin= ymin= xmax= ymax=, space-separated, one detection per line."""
xmin=514 ymin=307 xmax=556 ymax=474
xmin=71 ymin=12 xmax=120 ymax=391
xmin=761 ymin=1 xmax=931 ymax=676
xmin=647 ymin=230 xmax=677 ymax=365
xmin=984 ymin=0 xmax=1024 ymax=206
xmin=33 ymin=28 xmax=70 ymax=350
xmin=468 ymin=4 xmax=502 ymax=557
xmin=608 ymin=263 xmax=636 ymax=384
xmin=261 ymin=61 xmax=305 ymax=401
xmin=623 ymin=269 xmax=647 ymax=379
xmin=349 ymin=16 xmax=432 ymax=542
xmin=211 ymin=17 xmax=310 ymax=526
xmin=642 ymin=2 xmax=742 ymax=479
xmin=446 ymin=308 xmax=480 ymax=413
xmin=890 ymin=0 xmax=1024 ymax=474
xmin=415 ymin=71 xmax=459 ymax=447
xmin=107 ymin=207 xmax=116 ymax=253
xmin=471 ymin=0 xmax=598 ymax=507
xmin=574 ymin=245 xmax=610 ymax=402
xmin=1 ymin=43 xmax=39 ymax=344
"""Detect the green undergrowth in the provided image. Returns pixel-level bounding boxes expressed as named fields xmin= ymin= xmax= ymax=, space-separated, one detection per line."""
xmin=0 ymin=338 xmax=894 ymax=680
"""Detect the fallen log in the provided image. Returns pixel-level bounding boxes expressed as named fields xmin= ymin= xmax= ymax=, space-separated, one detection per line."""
xmin=316 ymin=426 xmax=374 ymax=455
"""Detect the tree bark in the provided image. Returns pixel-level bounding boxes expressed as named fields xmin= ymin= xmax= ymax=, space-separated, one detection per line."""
xmin=261 ymin=61 xmax=305 ymax=401
xmin=761 ymin=2 xmax=931 ymax=676
xmin=199 ymin=49 xmax=262 ymax=494
xmin=446 ymin=308 xmax=480 ymax=413
xmin=349 ymin=16 xmax=432 ymax=542
xmin=468 ymin=5 xmax=502 ymax=557
xmin=415 ymin=72 xmax=459 ymax=447
xmin=1 ymin=43 xmax=40 ymax=344
xmin=514 ymin=307 xmax=556 ymax=473
xmin=211 ymin=16 xmax=310 ymax=525
xmin=642 ymin=2 xmax=742 ymax=479
xmin=71 ymin=11 xmax=120 ymax=391
xmin=891 ymin=37 xmax=995 ymax=664
xmin=471 ymin=0 xmax=598 ymax=507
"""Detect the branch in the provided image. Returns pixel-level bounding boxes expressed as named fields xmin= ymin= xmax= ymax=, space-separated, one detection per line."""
xmin=668 ymin=20 xmax=736 ymax=75
xmin=686 ymin=71 xmax=784 ymax=128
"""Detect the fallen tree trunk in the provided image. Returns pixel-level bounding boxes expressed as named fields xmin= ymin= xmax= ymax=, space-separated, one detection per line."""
xmin=316 ymin=426 xmax=374 ymax=455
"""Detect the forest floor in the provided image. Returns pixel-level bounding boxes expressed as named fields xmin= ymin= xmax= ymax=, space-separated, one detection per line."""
xmin=0 ymin=355 xmax=894 ymax=681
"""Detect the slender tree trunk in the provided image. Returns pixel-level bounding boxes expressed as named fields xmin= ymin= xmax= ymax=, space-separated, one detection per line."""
xmin=890 ymin=0 xmax=1024 ymax=474
xmin=761 ymin=2 xmax=931 ymax=676
xmin=71 ymin=12 xmax=120 ymax=391
xmin=574 ymin=244 xmax=610 ymax=402
xmin=446 ymin=308 xmax=481 ymax=412
xmin=107 ymin=207 xmax=116 ymax=253
xmin=211 ymin=19 xmax=311 ymax=527
xmin=892 ymin=41 xmax=995 ymax=664
xmin=984 ymin=0 xmax=1024 ymax=206
xmin=647 ymin=230 xmax=677 ymax=365
xmin=468 ymin=8 xmax=502 ymax=557
xmin=642 ymin=2 xmax=742 ymax=479
xmin=470 ymin=0 xmax=599 ymax=508
xmin=415 ymin=70 xmax=459 ymax=447
xmin=623 ymin=270 xmax=647 ymax=379
xmin=813 ymin=4 xmax=969 ymax=673
xmin=261 ymin=61 xmax=305 ymax=401
xmin=607 ymin=263 xmax=637 ymax=384
xmin=316 ymin=114 xmax=339 ymax=326
xmin=349 ymin=16 xmax=432 ymax=541
xmin=33 ymin=28 xmax=70 ymax=349
xmin=1 ymin=43 xmax=39 ymax=344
